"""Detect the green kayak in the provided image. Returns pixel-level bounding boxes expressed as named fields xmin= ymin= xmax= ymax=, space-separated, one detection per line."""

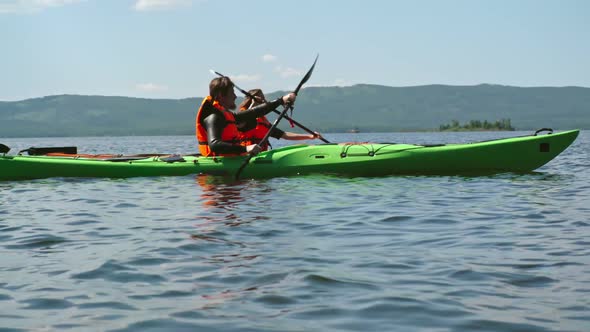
xmin=0 ymin=129 xmax=579 ymax=181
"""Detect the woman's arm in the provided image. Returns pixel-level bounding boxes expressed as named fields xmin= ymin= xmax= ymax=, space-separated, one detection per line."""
xmin=202 ymin=113 xmax=247 ymax=154
xmin=234 ymin=92 xmax=297 ymax=122
xmin=234 ymin=98 xmax=283 ymax=122
xmin=281 ymin=131 xmax=322 ymax=141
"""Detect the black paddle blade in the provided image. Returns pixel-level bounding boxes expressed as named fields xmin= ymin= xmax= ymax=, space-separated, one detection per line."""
xmin=0 ymin=143 xmax=10 ymax=154
xmin=294 ymin=54 xmax=319 ymax=95
xmin=18 ymin=146 xmax=78 ymax=155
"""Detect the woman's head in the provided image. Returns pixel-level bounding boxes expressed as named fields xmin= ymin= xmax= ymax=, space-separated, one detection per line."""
xmin=238 ymin=89 xmax=267 ymax=110
xmin=209 ymin=77 xmax=237 ymax=109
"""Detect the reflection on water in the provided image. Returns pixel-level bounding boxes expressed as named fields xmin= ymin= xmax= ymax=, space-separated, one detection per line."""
xmin=190 ymin=175 xmax=268 ymax=307
xmin=193 ymin=175 xmax=271 ymax=228
xmin=195 ymin=175 xmax=244 ymax=210
xmin=192 ymin=175 xmax=245 ymax=235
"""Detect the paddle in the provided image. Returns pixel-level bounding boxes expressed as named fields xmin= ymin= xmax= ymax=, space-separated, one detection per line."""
xmin=209 ymin=68 xmax=329 ymax=144
xmin=18 ymin=146 xmax=77 ymax=155
xmin=0 ymin=143 xmax=10 ymax=155
xmin=235 ymin=54 xmax=319 ymax=180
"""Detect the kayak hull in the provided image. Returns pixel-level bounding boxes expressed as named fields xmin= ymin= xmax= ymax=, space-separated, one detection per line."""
xmin=0 ymin=130 xmax=579 ymax=181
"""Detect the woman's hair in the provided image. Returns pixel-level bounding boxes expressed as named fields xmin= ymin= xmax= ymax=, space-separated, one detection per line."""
xmin=209 ymin=77 xmax=234 ymax=98
xmin=238 ymin=89 xmax=266 ymax=110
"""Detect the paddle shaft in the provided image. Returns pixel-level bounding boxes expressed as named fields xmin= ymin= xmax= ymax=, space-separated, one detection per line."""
xmin=271 ymin=109 xmax=329 ymax=143
xmin=211 ymin=70 xmax=329 ymax=143
xmin=234 ymin=104 xmax=292 ymax=179
xmin=249 ymin=54 xmax=319 ymax=151
xmin=235 ymin=55 xmax=319 ymax=180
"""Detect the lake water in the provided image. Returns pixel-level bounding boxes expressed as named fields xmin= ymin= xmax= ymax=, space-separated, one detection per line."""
xmin=1 ymin=131 xmax=589 ymax=331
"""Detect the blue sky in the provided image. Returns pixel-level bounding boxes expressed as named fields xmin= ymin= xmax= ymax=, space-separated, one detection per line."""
xmin=1 ymin=0 xmax=588 ymax=101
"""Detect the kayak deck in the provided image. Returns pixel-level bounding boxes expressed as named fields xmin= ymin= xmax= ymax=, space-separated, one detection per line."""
xmin=0 ymin=130 xmax=580 ymax=181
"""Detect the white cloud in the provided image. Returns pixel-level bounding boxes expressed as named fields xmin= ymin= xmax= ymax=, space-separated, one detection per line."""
xmin=134 ymin=0 xmax=193 ymax=11
xmin=262 ymin=54 xmax=277 ymax=62
xmin=36 ymin=0 xmax=80 ymax=6
xmin=0 ymin=0 xmax=83 ymax=14
xmin=0 ymin=3 xmax=21 ymax=13
xmin=275 ymin=66 xmax=301 ymax=78
xmin=333 ymin=79 xmax=352 ymax=87
xmin=264 ymin=57 xmax=307 ymax=80
xmin=230 ymin=74 xmax=261 ymax=83
xmin=135 ymin=83 xmax=169 ymax=92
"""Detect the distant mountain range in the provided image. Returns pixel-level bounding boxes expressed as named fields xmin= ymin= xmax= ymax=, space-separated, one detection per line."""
xmin=1 ymin=84 xmax=588 ymax=138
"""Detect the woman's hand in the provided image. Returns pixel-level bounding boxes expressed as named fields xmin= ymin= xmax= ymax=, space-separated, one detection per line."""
xmin=282 ymin=92 xmax=296 ymax=105
xmin=246 ymin=144 xmax=261 ymax=155
xmin=309 ymin=132 xmax=322 ymax=140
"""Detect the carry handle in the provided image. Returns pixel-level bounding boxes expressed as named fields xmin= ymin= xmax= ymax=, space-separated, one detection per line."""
xmin=534 ymin=128 xmax=553 ymax=136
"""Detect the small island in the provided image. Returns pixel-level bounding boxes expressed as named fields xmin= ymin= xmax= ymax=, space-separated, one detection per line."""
xmin=439 ymin=119 xmax=514 ymax=131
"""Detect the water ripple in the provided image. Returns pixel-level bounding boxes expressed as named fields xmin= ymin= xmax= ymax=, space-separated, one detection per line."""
xmin=21 ymin=298 xmax=74 ymax=310
xmin=4 ymin=234 xmax=68 ymax=250
xmin=72 ymin=260 xmax=166 ymax=283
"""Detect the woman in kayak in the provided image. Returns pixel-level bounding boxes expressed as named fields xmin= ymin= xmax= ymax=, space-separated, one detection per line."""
xmin=237 ymin=89 xmax=322 ymax=151
xmin=196 ymin=77 xmax=295 ymax=157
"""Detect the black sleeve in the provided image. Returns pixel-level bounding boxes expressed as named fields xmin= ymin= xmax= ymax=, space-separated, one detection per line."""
xmin=237 ymin=118 xmax=257 ymax=132
xmin=202 ymin=113 xmax=247 ymax=154
xmin=270 ymin=127 xmax=284 ymax=139
xmin=234 ymin=98 xmax=283 ymax=123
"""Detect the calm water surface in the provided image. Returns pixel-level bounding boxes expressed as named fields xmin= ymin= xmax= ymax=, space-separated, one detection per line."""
xmin=0 ymin=131 xmax=589 ymax=331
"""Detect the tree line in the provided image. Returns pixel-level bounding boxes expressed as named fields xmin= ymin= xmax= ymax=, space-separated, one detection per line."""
xmin=439 ymin=119 xmax=514 ymax=131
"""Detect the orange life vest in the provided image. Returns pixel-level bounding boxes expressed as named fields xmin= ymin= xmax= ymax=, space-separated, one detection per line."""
xmin=196 ymin=96 xmax=241 ymax=157
xmin=238 ymin=107 xmax=273 ymax=151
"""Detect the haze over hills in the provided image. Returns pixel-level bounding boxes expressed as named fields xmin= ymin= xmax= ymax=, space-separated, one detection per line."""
xmin=0 ymin=84 xmax=588 ymax=138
